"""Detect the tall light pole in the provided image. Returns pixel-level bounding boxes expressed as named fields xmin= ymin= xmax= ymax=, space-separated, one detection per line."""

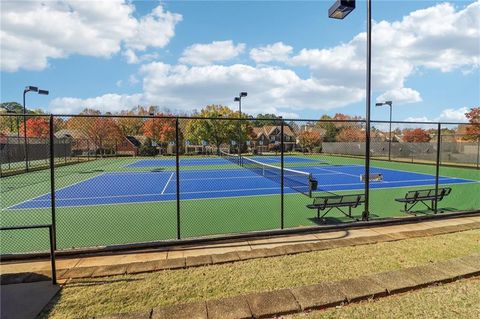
xmin=23 ymin=86 xmax=49 ymax=172
xmin=376 ymin=101 xmax=393 ymax=161
xmin=329 ymin=0 xmax=371 ymax=220
xmin=234 ymin=92 xmax=247 ymax=158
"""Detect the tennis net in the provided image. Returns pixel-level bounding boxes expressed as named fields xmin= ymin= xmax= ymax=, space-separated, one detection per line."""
xmin=219 ymin=150 xmax=242 ymax=166
xmin=231 ymin=155 xmax=317 ymax=197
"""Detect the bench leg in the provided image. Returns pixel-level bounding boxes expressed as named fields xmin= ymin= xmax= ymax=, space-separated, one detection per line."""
xmin=320 ymin=208 xmax=334 ymax=219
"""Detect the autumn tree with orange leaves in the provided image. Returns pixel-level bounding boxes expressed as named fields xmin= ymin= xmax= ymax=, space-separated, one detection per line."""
xmin=143 ymin=114 xmax=176 ymax=146
xmin=20 ymin=117 xmax=50 ymax=138
xmin=66 ymin=109 xmax=124 ymax=155
xmin=337 ymin=126 xmax=366 ymax=142
xmin=402 ymin=128 xmax=431 ymax=142
xmin=297 ymin=130 xmax=322 ymax=152
xmin=463 ymin=107 xmax=480 ymax=141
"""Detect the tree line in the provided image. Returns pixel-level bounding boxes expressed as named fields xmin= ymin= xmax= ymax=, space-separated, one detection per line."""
xmin=1 ymin=102 xmax=478 ymax=155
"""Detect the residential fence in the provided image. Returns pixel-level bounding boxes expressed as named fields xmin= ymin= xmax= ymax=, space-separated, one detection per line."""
xmin=1 ymin=114 xmax=479 ymax=256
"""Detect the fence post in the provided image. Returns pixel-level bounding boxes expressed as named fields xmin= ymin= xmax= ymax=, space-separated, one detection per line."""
xmin=175 ymin=117 xmax=181 ymax=239
xmin=477 ymin=136 xmax=479 ymax=170
xmin=49 ymin=115 xmax=57 ymax=250
xmin=48 ymin=225 xmax=57 ymax=285
xmin=280 ymin=118 xmax=284 ymax=229
xmin=434 ymin=123 xmax=441 ymax=213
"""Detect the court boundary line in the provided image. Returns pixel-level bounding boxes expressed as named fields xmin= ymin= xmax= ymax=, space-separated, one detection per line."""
xmin=5 ymin=180 xmax=479 ymax=212
xmin=161 ymin=173 xmax=174 ymax=195
xmin=20 ymin=176 xmax=472 ymax=203
xmin=5 ymin=177 xmax=478 ymax=211
xmin=3 ymin=173 xmax=106 ymax=210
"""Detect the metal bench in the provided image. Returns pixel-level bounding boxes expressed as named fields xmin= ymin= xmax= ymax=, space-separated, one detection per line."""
xmin=395 ymin=187 xmax=452 ymax=212
xmin=307 ymin=194 xmax=365 ymax=219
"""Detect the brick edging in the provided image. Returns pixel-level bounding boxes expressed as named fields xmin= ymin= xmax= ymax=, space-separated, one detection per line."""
xmin=1 ymin=221 xmax=479 ymax=285
xmin=96 ymin=254 xmax=480 ymax=319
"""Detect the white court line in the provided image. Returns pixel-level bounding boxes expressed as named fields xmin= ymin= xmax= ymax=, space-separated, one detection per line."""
xmin=4 ymin=172 xmax=106 ymax=210
xmin=7 ymin=177 xmax=468 ymax=204
xmin=310 ymin=166 xmax=360 ymax=178
xmin=12 ymin=186 xmax=282 ymax=203
xmin=5 ymin=180 xmax=479 ymax=211
xmin=161 ymin=173 xmax=174 ymax=194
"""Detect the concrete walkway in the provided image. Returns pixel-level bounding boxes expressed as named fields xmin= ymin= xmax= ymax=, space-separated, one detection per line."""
xmin=0 ymin=281 xmax=60 ymax=319
xmin=95 ymin=254 xmax=480 ymax=319
xmin=1 ymin=214 xmax=480 ymax=284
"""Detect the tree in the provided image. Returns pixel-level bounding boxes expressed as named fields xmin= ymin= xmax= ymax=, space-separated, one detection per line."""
xmin=337 ymin=126 xmax=366 ymax=142
xmin=143 ymin=114 xmax=176 ymax=153
xmin=139 ymin=137 xmax=158 ymax=156
xmin=66 ymin=109 xmax=124 ymax=155
xmin=297 ymin=130 xmax=322 ymax=152
xmin=402 ymin=128 xmax=430 ymax=143
xmin=19 ymin=117 xmax=50 ymax=138
xmin=316 ymin=115 xmax=340 ymax=142
xmin=250 ymin=114 xmax=280 ymax=127
xmin=117 ymin=107 xmax=149 ymax=136
xmin=463 ymin=107 xmax=480 ymax=141
xmin=0 ymin=102 xmax=23 ymax=134
xmin=184 ymin=105 xmax=245 ymax=153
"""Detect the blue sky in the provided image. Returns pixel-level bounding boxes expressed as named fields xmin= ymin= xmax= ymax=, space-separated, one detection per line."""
xmin=1 ymin=0 xmax=479 ymax=123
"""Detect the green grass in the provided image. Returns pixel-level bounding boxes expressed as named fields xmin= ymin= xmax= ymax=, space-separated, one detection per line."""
xmin=39 ymin=230 xmax=480 ymax=318
xmin=1 ymin=155 xmax=479 ymax=254
xmin=292 ymin=277 xmax=480 ymax=319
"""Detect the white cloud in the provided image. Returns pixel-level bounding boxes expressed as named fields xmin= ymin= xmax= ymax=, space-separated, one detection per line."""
xmin=438 ymin=107 xmax=469 ymax=122
xmin=49 ymin=93 xmax=144 ymax=114
xmin=250 ymin=42 xmax=293 ymax=63
xmin=376 ymin=88 xmax=422 ymax=104
xmin=179 ymin=40 xmax=245 ymax=65
xmin=1 ymin=1 xmax=181 ymax=72
xmin=138 ymin=62 xmax=363 ymax=114
xmin=291 ymin=1 xmax=479 ymax=104
xmin=404 ymin=107 xmax=469 ymax=123
xmin=45 ymin=2 xmax=479 ymax=118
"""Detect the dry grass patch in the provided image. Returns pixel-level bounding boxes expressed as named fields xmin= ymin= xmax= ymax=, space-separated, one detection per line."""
xmin=42 ymin=229 xmax=480 ymax=318
xmin=292 ymin=277 xmax=480 ymax=319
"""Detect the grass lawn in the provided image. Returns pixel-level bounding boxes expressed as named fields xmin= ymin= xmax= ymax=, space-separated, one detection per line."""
xmin=292 ymin=277 xmax=480 ymax=319
xmin=2 ymin=154 xmax=479 ymax=254
xmin=40 ymin=229 xmax=480 ymax=318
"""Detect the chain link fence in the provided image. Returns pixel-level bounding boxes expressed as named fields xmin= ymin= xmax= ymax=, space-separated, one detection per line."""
xmin=1 ymin=113 xmax=479 ymax=256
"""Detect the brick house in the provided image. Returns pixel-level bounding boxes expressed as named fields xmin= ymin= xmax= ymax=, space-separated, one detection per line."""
xmin=250 ymin=125 xmax=296 ymax=153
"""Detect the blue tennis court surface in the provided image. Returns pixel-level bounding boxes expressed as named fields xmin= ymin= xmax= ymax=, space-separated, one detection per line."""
xmin=125 ymin=156 xmax=324 ymax=167
xmin=8 ymin=164 xmax=474 ymax=210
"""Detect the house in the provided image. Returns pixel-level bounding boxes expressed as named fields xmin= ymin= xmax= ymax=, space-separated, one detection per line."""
xmin=55 ymin=129 xmax=95 ymax=155
xmin=251 ymin=125 xmax=296 ymax=153
xmin=117 ymin=136 xmax=142 ymax=156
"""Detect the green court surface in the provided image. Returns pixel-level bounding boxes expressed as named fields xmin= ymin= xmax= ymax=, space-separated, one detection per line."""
xmin=1 ymin=155 xmax=479 ymax=255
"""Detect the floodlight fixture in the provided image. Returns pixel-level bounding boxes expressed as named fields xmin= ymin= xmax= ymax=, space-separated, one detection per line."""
xmin=38 ymin=89 xmax=49 ymax=95
xmin=328 ymin=0 xmax=355 ymax=19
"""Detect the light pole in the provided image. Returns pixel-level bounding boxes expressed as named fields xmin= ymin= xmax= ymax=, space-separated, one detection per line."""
xmin=329 ymin=0 xmax=371 ymax=220
xmin=234 ymin=92 xmax=248 ymax=158
xmin=23 ymin=86 xmax=49 ymax=172
xmin=376 ymin=101 xmax=393 ymax=161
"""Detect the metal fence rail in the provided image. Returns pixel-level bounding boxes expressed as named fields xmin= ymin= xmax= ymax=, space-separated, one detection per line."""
xmin=1 ymin=113 xmax=479 ymax=256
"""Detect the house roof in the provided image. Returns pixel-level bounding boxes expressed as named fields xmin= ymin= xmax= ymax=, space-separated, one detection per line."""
xmin=252 ymin=125 xmax=295 ymax=138
xmin=54 ymin=129 xmax=89 ymax=140
xmin=126 ymin=136 xmax=142 ymax=147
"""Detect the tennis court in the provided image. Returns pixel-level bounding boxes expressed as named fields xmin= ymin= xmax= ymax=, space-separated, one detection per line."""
xmin=1 ymin=153 xmax=479 ymax=255
xmin=6 ymin=157 xmax=473 ymax=210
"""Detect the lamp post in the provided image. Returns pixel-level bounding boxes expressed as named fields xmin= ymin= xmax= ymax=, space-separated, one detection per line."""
xmin=23 ymin=86 xmax=49 ymax=172
xmin=329 ymin=0 xmax=371 ymax=220
xmin=376 ymin=101 xmax=393 ymax=161
xmin=234 ymin=92 xmax=248 ymax=158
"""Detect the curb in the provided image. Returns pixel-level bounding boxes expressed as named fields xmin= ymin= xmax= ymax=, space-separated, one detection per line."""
xmin=93 ymin=254 xmax=480 ymax=319
xmin=1 ymin=221 xmax=479 ymax=285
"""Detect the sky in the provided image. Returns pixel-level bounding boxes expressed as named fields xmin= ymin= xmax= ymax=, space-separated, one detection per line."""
xmin=1 ymin=0 xmax=479 ymax=123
